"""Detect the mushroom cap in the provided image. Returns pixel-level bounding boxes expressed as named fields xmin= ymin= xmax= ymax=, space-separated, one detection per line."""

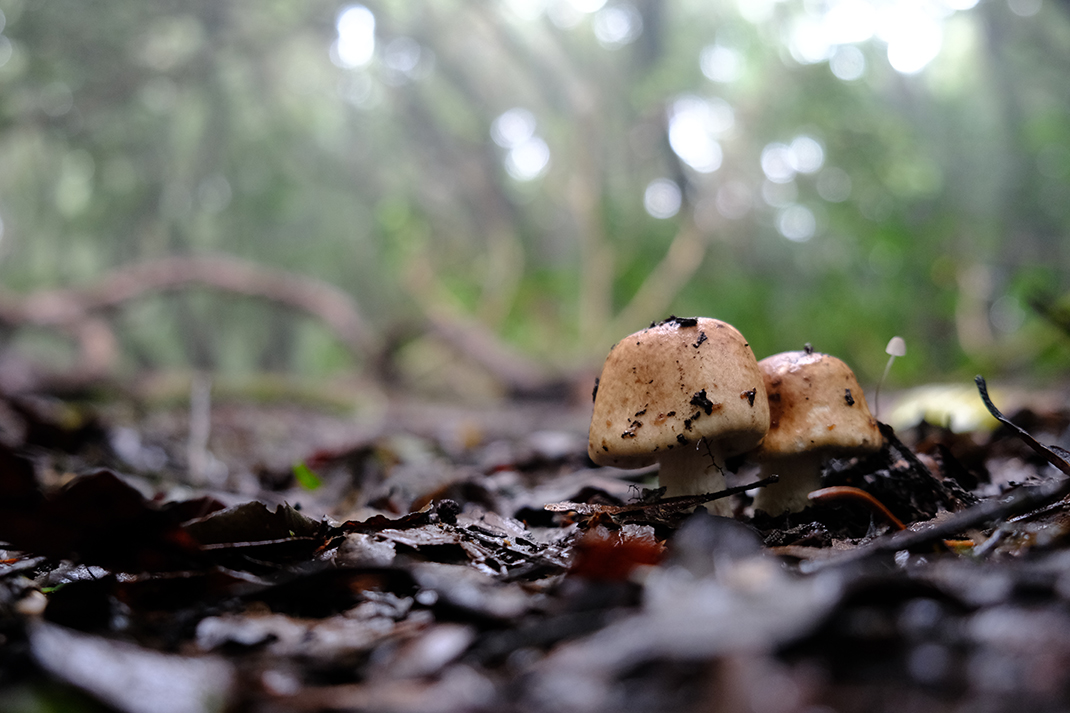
xmin=588 ymin=316 xmax=770 ymax=468
xmin=753 ymin=350 xmax=881 ymax=460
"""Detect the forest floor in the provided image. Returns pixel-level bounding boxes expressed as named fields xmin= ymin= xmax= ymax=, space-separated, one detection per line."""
xmin=2 ymin=374 xmax=1070 ymax=713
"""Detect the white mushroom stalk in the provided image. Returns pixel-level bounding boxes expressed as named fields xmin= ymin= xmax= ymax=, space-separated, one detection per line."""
xmin=752 ymin=453 xmax=824 ymax=516
xmin=656 ymin=439 xmax=728 ymax=504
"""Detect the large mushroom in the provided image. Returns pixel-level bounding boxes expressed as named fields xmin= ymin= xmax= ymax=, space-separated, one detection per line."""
xmin=750 ymin=348 xmax=882 ymax=516
xmin=588 ymin=316 xmax=770 ymax=516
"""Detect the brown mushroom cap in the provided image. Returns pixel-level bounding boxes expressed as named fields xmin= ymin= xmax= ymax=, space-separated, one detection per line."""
xmin=754 ymin=350 xmax=881 ymax=459
xmin=588 ymin=316 xmax=770 ymax=468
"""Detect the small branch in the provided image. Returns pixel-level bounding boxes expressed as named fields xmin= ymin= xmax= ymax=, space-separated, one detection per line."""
xmin=975 ymin=375 xmax=1070 ymax=476
xmin=0 ymin=255 xmax=382 ymax=378
xmin=803 ymin=378 xmax=1070 ymax=570
xmin=187 ymin=373 xmax=213 ymax=487
xmin=545 ymin=474 xmax=779 ymax=516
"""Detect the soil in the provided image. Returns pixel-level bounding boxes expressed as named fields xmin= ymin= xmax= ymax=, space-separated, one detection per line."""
xmin=2 ymin=382 xmax=1070 ymax=713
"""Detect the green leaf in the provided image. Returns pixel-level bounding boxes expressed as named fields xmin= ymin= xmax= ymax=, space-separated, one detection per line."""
xmin=292 ymin=462 xmax=323 ymax=491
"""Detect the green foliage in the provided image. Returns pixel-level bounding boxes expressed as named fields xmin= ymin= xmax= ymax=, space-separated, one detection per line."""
xmin=0 ymin=0 xmax=1068 ymax=385
xmin=292 ymin=461 xmax=323 ymax=490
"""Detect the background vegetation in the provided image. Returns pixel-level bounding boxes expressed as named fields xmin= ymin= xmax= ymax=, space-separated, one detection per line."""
xmin=0 ymin=0 xmax=1068 ymax=396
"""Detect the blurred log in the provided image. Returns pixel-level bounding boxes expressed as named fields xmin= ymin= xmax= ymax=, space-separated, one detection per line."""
xmin=0 ymin=255 xmax=573 ymax=399
xmin=422 ymin=304 xmax=567 ymax=400
xmin=0 ymin=255 xmax=382 ymax=357
xmin=0 ymin=255 xmax=381 ymax=385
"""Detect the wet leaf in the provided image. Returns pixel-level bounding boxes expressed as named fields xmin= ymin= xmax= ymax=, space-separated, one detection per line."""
xmin=29 ymin=620 xmax=235 ymax=713
xmin=0 ymin=469 xmax=206 ymax=572
xmin=181 ymin=500 xmax=333 ymax=570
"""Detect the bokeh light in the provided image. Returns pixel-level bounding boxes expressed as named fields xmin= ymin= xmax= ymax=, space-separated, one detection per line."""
xmin=737 ymin=0 xmax=777 ymax=24
xmin=829 ymin=45 xmax=865 ymax=80
xmin=789 ymin=136 xmax=824 ymax=174
xmin=197 ymin=175 xmax=232 ymax=215
xmin=505 ymin=137 xmax=551 ymax=181
xmin=776 ymin=204 xmax=817 ymax=242
xmin=382 ymin=37 xmax=430 ymax=84
xmin=788 ymin=14 xmax=834 ymax=64
xmin=824 ymin=0 xmax=876 ymax=44
xmin=761 ymin=143 xmax=796 ymax=184
xmin=644 ymin=178 xmax=682 ymax=219
xmin=492 ymin=108 xmax=550 ymax=181
xmin=1008 ymin=0 xmax=1042 ymax=17
xmin=492 ymin=108 xmax=537 ymax=148
xmin=700 ymin=44 xmax=743 ymax=83
xmin=332 ymin=5 xmax=376 ymax=69
xmin=569 ymin=0 xmax=607 ymax=12
xmin=593 ymin=4 xmax=643 ymax=48
xmin=882 ymin=9 xmax=942 ymax=74
xmin=990 ymin=294 xmax=1026 ymax=333
xmin=668 ymin=95 xmax=732 ymax=174
xmin=547 ymin=0 xmax=606 ymax=26
xmin=772 ymin=0 xmax=984 ymax=77
xmin=503 ymin=0 xmax=547 ymax=21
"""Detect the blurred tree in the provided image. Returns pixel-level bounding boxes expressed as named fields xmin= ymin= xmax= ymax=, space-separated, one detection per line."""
xmin=0 ymin=0 xmax=1067 ymax=392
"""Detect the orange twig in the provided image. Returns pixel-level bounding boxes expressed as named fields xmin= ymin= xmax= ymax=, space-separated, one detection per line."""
xmin=809 ymin=485 xmax=975 ymax=551
xmin=808 ymin=485 xmax=906 ymax=530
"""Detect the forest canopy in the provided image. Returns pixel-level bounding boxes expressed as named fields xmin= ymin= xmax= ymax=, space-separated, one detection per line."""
xmin=0 ymin=0 xmax=1067 ymax=392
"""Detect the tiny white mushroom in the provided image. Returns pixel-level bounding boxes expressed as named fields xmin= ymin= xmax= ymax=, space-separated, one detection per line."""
xmin=875 ymin=335 xmax=906 ymax=419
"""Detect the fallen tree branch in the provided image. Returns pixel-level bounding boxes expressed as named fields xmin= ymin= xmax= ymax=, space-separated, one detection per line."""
xmin=0 ymin=255 xmax=381 ymax=357
xmin=0 ymin=255 xmax=383 ymax=383
xmin=0 ymin=255 xmax=571 ymax=397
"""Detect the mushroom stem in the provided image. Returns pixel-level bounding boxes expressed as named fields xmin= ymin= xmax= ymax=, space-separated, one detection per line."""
xmin=656 ymin=442 xmax=731 ymax=517
xmin=875 ymin=336 xmax=906 ymax=419
xmin=752 ymin=453 xmax=824 ymax=515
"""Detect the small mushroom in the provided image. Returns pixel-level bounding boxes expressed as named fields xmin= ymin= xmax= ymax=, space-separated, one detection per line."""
xmin=750 ymin=349 xmax=882 ymax=516
xmin=587 ymin=316 xmax=770 ymax=516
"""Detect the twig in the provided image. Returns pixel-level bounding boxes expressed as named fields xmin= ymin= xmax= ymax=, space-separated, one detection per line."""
xmin=802 ymin=377 xmax=1070 ymax=570
xmin=544 ymin=474 xmax=779 ymax=515
xmin=974 ymin=375 xmax=1070 ymax=476
xmin=808 ymin=486 xmax=906 ymax=530
xmin=187 ymin=373 xmax=213 ymax=487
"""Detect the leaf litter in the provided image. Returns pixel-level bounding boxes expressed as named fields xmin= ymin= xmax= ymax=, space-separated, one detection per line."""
xmin=2 ymin=380 xmax=1070 ymax=712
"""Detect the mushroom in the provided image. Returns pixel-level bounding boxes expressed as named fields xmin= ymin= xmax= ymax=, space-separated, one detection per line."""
xmin=588 ymin=316 xmax=770 ymax=516
xmin=750 ymin=349 xmax=882 ymax=516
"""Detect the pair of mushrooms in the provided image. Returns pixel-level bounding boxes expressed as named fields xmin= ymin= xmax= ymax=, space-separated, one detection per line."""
xmin=588 ymin=316 xmax=882 ymax=516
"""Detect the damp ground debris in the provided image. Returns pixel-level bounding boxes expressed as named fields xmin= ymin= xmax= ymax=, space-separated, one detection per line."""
xmin=2 ymin=380 xmax=1070 ymax=713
